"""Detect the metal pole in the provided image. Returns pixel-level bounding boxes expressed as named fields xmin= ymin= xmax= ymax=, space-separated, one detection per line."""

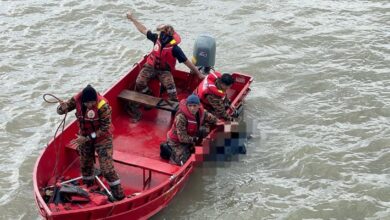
xmin=95 ymin=176 xmax=113 ymax=198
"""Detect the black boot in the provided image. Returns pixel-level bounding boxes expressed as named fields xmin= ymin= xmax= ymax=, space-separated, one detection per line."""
xmin=125 ymin=102 xmax=142 ymax=121
xmin=110 ymin=184 xmax=125 ymax=201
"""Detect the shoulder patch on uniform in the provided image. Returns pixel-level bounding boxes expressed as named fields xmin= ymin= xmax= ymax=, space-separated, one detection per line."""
xmin=97 ymin=100 xmax=106 ymax=109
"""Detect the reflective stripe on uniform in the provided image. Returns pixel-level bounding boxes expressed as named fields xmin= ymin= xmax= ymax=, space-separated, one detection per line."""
xmin=83 ymin=118 xmax=99 ymax=121
xmin=167 ymin=88 xmax=177 ymax=94
xmin=82 ymin=175 xmax=95 ymax=180
xmin=108 ymin=179 xmax=121 ymax=186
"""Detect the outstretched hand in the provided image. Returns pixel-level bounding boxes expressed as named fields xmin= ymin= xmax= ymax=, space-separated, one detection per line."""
xmin=57 ymin=101 xmax=68 ymax=114
xmin=126 ymin=11 xmax=134 ymax=21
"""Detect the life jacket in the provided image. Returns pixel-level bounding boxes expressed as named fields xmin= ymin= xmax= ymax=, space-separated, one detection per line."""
xmin=146 ymin=32 xmax=181 ymax=71
xmin=168 ymin=99 xmax=205 ymax=143
xmin=196 ymin=71 xmax=226 ymax=108
xmin=74 ymin=92 xmax=111 ymax=142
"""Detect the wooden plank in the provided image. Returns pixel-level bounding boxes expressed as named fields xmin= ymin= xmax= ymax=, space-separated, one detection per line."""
xmin=118 ymin=89 xmax=178 ymax=112
xmin=118 ymin=90 xmax=160 ymax=106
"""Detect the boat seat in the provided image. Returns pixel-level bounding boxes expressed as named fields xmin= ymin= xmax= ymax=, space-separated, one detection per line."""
xmin=66 ymin=144 xmax=179 ymax=175
xmin=118 ymin=89 xmax=179 ymax=113
xmin=113 ymin=151 xmax=180 ymax=175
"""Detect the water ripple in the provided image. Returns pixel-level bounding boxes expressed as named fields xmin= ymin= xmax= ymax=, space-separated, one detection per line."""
xmin=1 ymin=0 xmax=390 ymax=219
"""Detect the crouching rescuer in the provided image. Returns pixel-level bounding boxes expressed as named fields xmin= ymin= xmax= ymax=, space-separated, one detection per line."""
xmin=196 ymin=72 xmax=235 ymax=121
xmin=57 ymin=85 xmax=125 ymax=201
xmin=163 ymin=94 xmax=218 ymax=165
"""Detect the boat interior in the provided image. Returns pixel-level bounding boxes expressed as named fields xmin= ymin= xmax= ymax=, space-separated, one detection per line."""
xmin=35 ymin=65 xmax=252 ymax=213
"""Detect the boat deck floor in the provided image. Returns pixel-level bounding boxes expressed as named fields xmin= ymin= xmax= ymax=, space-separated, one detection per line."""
xmin=112 ymin=109 xmax=172 ymax=161
xmin=62 ymin=94 xmax=189 ymax=200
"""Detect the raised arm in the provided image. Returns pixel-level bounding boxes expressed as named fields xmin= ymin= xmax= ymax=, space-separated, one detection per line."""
xmin=126 ymin=11 xmax=148 ymax=35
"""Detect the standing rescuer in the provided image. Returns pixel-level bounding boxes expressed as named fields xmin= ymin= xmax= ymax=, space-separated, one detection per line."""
xmin=125 ymin=10 xmax=205 ymax=118
xmin=57 ymin=85 xmax=125 ymax=201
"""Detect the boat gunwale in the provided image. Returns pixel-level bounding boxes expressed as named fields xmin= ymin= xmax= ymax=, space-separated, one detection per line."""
xmin=33 ymin=54 xmax=254 ymax=219
xmin=36 ymin=158 xmax=194 ymax=217
xmin=33 ymin=56 xmax=199 ymax=218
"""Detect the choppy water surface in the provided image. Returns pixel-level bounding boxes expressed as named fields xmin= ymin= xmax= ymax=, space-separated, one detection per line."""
xmin=0 ymin=0 xmax=389 ymax=219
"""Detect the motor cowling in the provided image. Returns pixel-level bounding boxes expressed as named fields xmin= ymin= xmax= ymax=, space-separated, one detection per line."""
xmin=192 ymin=34 xmax=216 ymax=75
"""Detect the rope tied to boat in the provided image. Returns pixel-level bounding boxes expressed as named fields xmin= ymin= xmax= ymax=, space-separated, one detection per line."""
xmin=43 ymin=93 xmax=68 ymax=182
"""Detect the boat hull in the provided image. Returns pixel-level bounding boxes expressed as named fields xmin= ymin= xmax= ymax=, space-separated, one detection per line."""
xmin=33 ymin=56 xmax=253 ymax=219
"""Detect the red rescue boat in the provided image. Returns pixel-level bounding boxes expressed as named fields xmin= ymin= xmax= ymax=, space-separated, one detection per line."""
xmin=33 ymin=55 xmax=253 ymax=220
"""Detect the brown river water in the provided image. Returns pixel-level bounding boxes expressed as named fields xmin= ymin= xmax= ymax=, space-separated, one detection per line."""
xmin=0 ymin=0 xmax=389 ymax=219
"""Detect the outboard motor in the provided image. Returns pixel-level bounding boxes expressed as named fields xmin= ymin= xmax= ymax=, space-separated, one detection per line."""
xmin=192 ymin=34 xmax=216 ymax=75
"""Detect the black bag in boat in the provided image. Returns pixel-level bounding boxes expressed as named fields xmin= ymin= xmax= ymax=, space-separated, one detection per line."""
xmin=60 ymin=184 xmax=90 ymax=202
xmin=160 ymin=142 xmax=172 ymax=160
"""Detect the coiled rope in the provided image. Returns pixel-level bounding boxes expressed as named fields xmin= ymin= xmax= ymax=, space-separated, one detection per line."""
xmin=43 ymin=93 xmax=119 ymax=215
xmin=42 ymin=93 xmax=68 ymax=180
